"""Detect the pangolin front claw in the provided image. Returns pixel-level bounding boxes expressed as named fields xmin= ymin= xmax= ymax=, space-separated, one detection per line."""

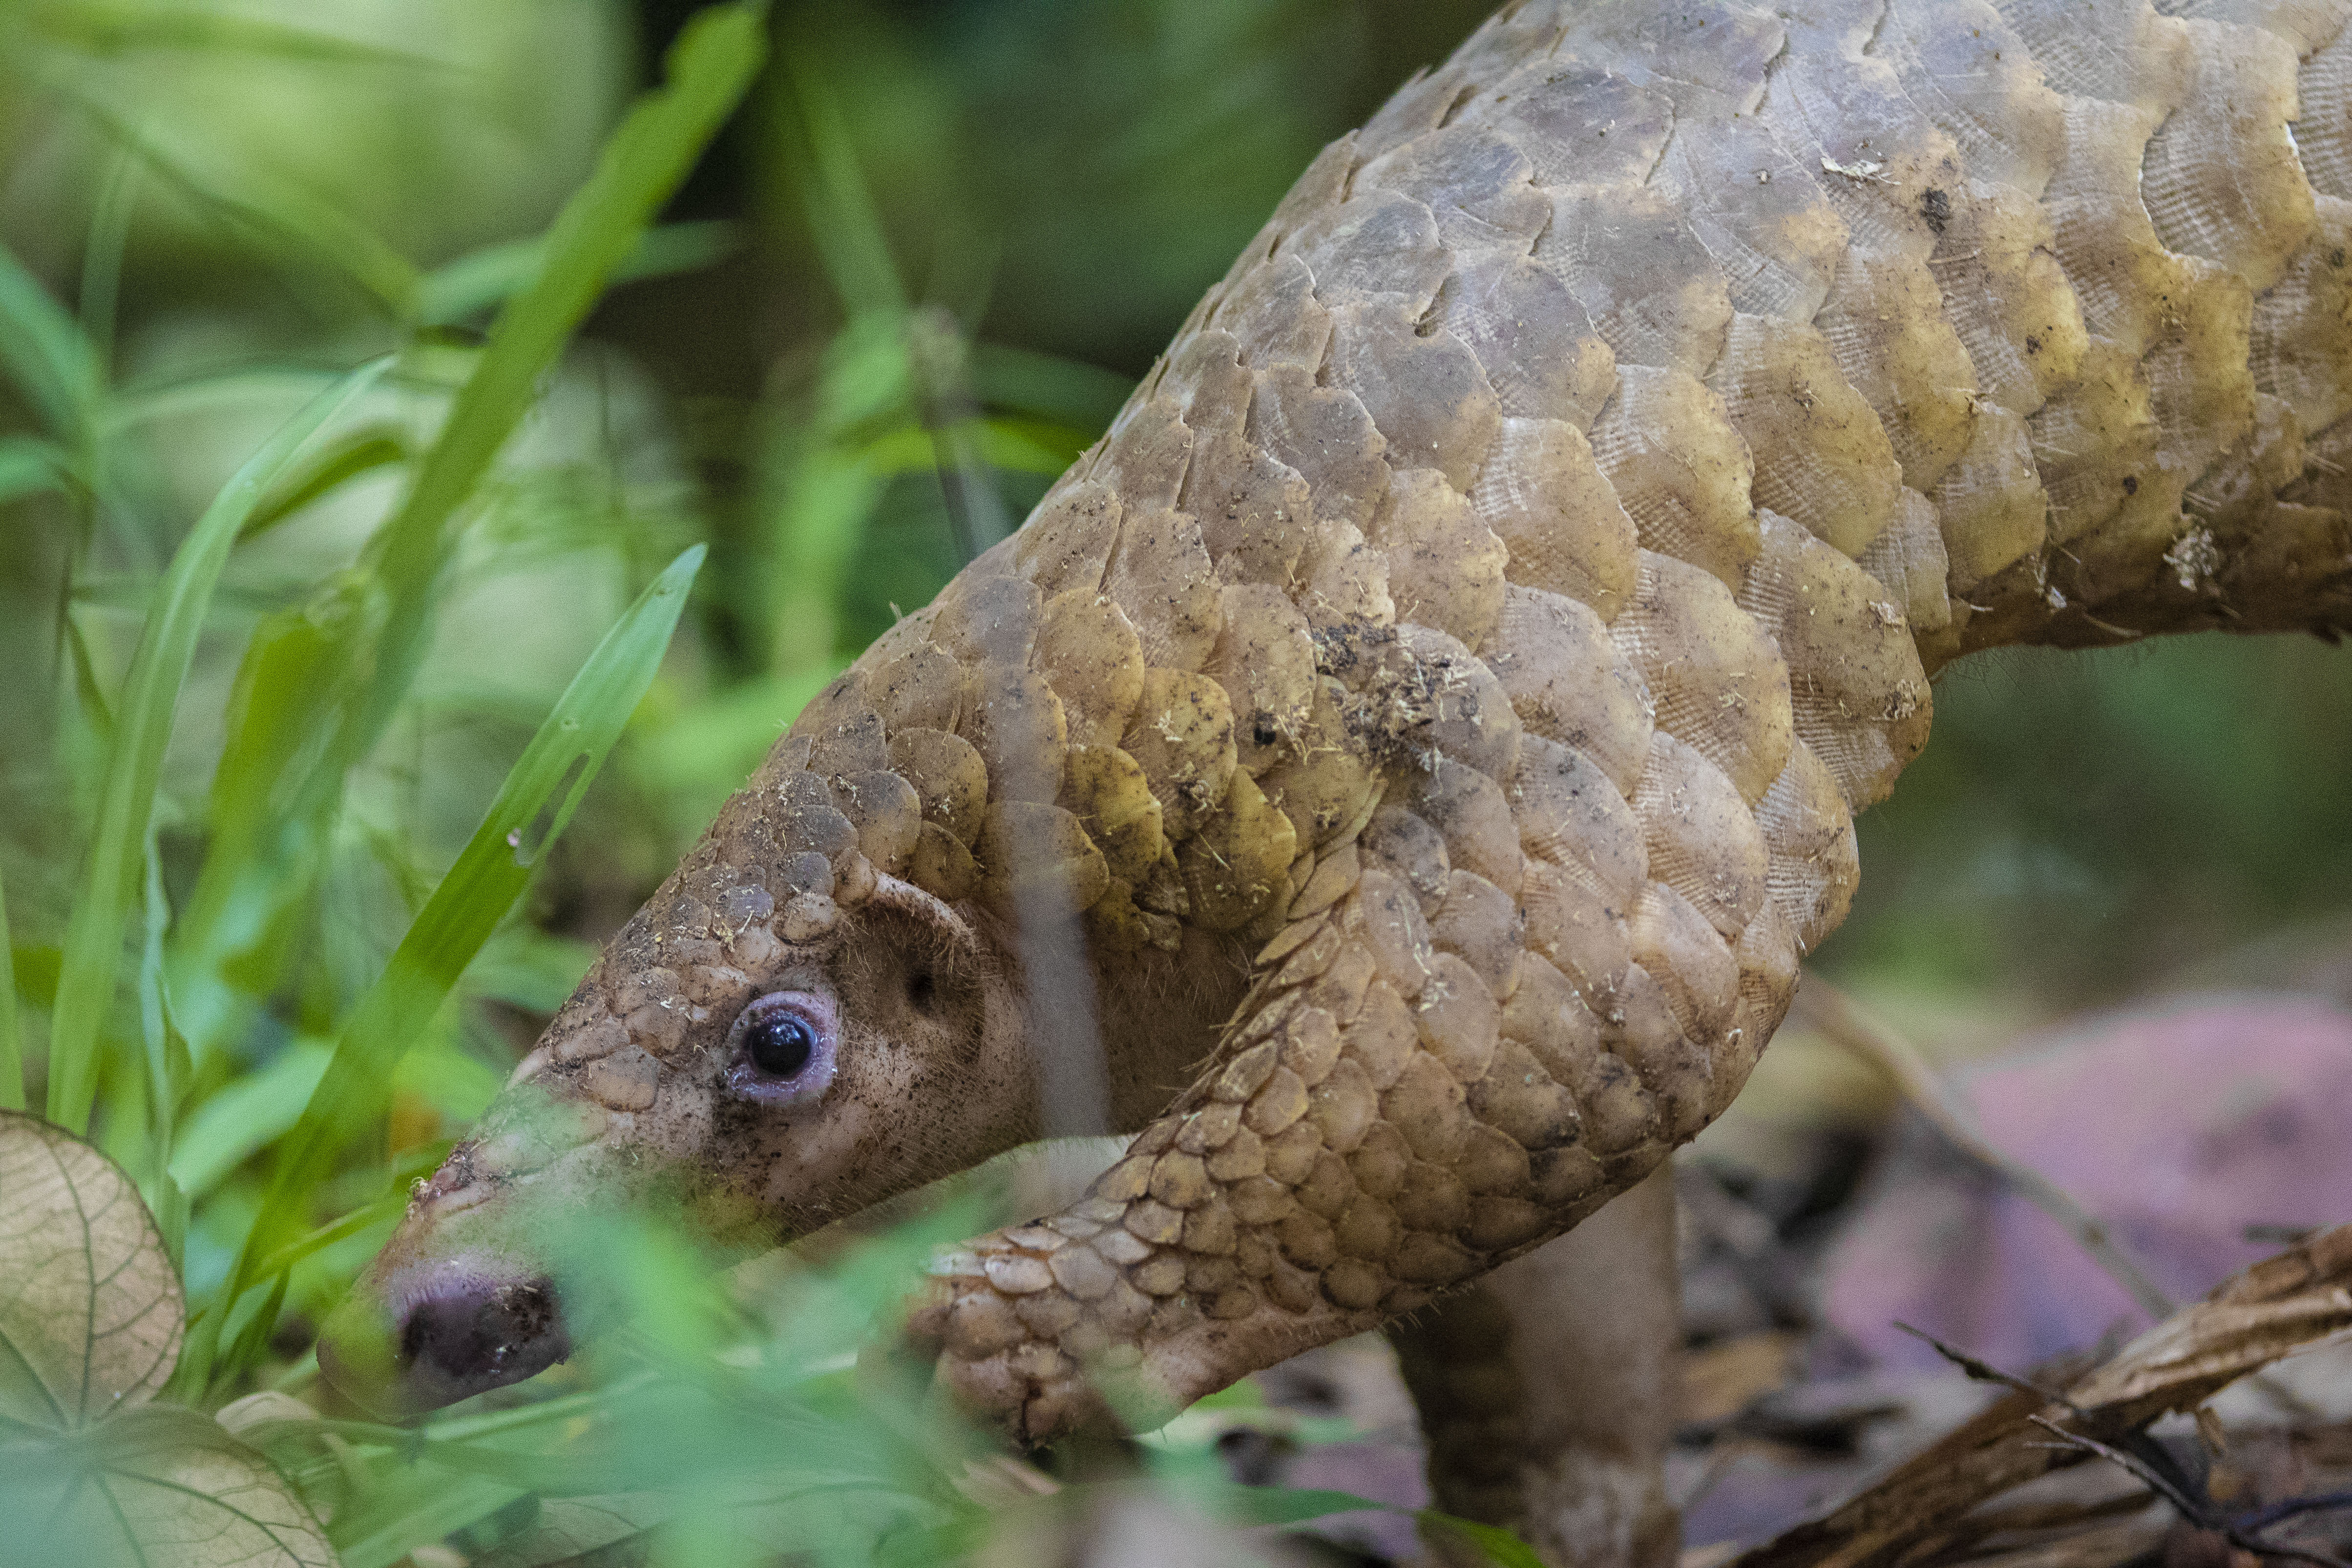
xmin=905 ymin=1228 xmax=1151 ymax=1447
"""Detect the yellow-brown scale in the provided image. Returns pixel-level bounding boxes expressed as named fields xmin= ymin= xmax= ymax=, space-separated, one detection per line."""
xmin=537 ymin=0 xmax=2352 ymax=1448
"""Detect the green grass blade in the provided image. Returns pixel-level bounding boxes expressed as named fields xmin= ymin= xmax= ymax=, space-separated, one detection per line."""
xmin=212 ymin=544 xmax=704 ymax=1360
xmin=46 ymin=79 xmax=423 ymax=318
xmin=778 ymin=52 xmax=905 ymax=319
xmin=1422 ymin=1512 xmax=1549 ymax=1567
xmin=79 ymin=148 xmax=140 ymax=365
xmin=136 ymin=825 xmax=189 ymax=1265
xmin=237 ymin=424 xmax=409 ymax=541
xmin=164 ymin=573 xmax=367 ymax=1063
xmin=767 ymin=316 xmax=907 ymax=672
xmin=168 ymin=5 xmax=762 ymax=1060
xmin=44 ymin=357 xmax=391 ymax=1135
xmin=246 ymin=1169 xmax=414 ymax=1283
xmin=0 ymin=241 xmax=104 ymax=449
xmin=968 ymin=342 xmax=1133 ymax=431
xmin=168 ymin=1042 xmax=329 ymax=1198
xmin=31 ymin=3 xmax=456 ymax=69
xmin=0 ymin=861 xmax=22 ymax=1112
xmin=0 ymin=435 xmax=73 ymax=508
xmin=332 ymin=1472 xmax=530 ymax=1568
xmin=415 ymin=219 xmax=741 ymax=326
xmin=367 ymin=0 xmax=765 ymax=636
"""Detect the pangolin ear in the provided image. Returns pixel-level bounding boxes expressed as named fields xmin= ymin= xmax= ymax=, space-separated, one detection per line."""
xmin=844 ymin=871 xmax=984 ymax=969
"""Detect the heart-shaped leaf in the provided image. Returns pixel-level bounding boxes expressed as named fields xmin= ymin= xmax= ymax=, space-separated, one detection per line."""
xmin=0 ymin=1115 xmax=338 ymax=1567
xmin=6 ymin=1405 xmax=336 ymax=1568
xmin=0 ymin=1109 xmax=182 ymax=1429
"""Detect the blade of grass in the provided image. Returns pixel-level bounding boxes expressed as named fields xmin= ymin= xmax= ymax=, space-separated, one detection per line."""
xmin=364 ymin=0 xmax=765 ymax=702
xmin=168 ymin=1042 xmax=330 ymax=1198
xmin=0 ymin=861 xmax=22 ymax=1111
xmin=165 ymin=569 xmax=368 ymax=1063
xmin=968 ymin=342 xmax=1132 ymax=430
xmin=31 ymin=3 xmax=455 ymax=69
xmin=137 ymin=823 xmax=190 ymax=1265
xmin=237 ymin=425 xmax=409 ymax=541
xmin=218 ymin=1271 xmax=290 ymax=1389
xmin=45 ymin=357 xmax=391 ymax=1135
xmin=416 ymin=220 xmax=741 ymax=327
xmin=246 ymin=1172 xmax=415 ymax=1284
xmin=192 ymin=545 xmax=704 ymax=1394
xmin=79 ymin=147 xmax=140 ymax=366
xmin=169 ymin=4 xmax=764 ymax=1056
xmin=42 ymin=77 xmax=422 ymax=318
xmin=766 ymin=314 xmax=907 ymax=672
xmin=0 ymin=435 xmax=72 ymax=508
xmin=332 ymin=1472 xmax=530 ymax=1568
xmin=777 ymin=53 xmax=904 ymax=319
xmin=0 ymin=240 xmax=105 ymax=452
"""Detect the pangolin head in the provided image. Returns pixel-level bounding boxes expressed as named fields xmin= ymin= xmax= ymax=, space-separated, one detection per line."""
xmin=318 ymin=805 xmax=1033 ymax=1417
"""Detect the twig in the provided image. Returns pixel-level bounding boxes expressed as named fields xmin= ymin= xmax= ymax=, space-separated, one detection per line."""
xmin=1894 ymin=1323 xmax=2077 ymax=1407
xmin=1727 ymin=1224 xmax=2352 ymax=1568
xmin=1794 ymin=973 xmax=2176 ymax=1321
xmin=2025 ymin=1416 xmax=2350 ymax=1568
xmin=2238 ymin=1495 xmax=2352 ymax=1535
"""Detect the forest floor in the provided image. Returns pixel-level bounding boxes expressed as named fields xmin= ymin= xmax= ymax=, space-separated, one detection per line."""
xmin=1187 ymin=952 xmax=2352 ymax=1568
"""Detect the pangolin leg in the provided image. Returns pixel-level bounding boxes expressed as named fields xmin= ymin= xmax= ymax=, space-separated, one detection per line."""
xmin=1393 ymin=1166 xmax=1682 ymax=1568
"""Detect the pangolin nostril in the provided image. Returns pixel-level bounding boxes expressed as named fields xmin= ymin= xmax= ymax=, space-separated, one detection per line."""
xmin=396 ymin=1277 xmax=570 ymax=1396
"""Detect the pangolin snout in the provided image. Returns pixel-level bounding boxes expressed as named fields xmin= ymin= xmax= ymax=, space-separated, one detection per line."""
xmin=319 ymin=1260 xmax=571 ymax=1416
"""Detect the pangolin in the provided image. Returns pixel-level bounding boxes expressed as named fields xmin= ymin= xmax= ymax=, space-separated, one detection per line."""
xmin=325 ymin=0 xmax=2352 ymax=1474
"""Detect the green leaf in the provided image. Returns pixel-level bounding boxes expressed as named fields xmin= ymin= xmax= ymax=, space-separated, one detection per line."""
xmin=765 ymin=315 xmax=909 ymax=671
xmin=32 ymin=1 xmax=453 ymax=69
xmin=167 ymin=569 xmax=371 ymax=1063
xmin=136 ymin=823 xmax=190 ymax=1263
xmin=330 ymin=1469 xmax=526 ymax=1568
xmin=45 ymin=358 xmax=390 ymax=1135
xmin=0 ymin=240 xmax=105 ymax=448
xmin=1421 ymin=1511 xmax=1551 ymax=1568
xmin=168 ymin=1043 xmax=330 ymax=1199
xmin=78 ymin=147 xmax=141 ymax=365
xmin=166 ymin=5 xmax=765 ymax=1058
xmin=416 ymin=220 xmax=742 ymax=327
xmin=364 ymin=0 xmax=765 ymax=669
xmin=245 ymin=1172 xmax=418 ymax=1285
xmin=0 ymin=863 xmax=22 ymax=1112
xmin=969 ymin=342 xmax=1132 ymax=430
xmin=625 ymin=664 xmax=841 ymax=805
xmin=0 ymin=434 xmax=75 ymax=507
xmin=4 ymin=1402 xmax=337 ymax=1568
xmin=238 ymin=425 xmax=411 ymax=542
xmin=0 ymin=1110 xmax=183 ymax=1430
xmin=43 ymin=74 xmax=422 ymax=317
xmin=463 ymin=928 xmax=597 ymax=1015
xmin=208 ymin=546 xmax=705 ymax=1374
xmin=1195 ymin=1484 xmax=1396 ymax=1529
xmin=781 ymin=51 xmax=906 ymax=320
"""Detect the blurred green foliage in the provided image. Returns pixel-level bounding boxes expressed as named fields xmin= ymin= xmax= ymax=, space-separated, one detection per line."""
xmin=0 ymin=0 xmax=2347 ymax=1562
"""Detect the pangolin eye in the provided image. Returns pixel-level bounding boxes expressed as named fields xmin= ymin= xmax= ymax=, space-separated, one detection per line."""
xmin=748 ymin=1010 xmax=813 ymax=1077
xmin=724 ymin=991 xmax=838 ymax=1105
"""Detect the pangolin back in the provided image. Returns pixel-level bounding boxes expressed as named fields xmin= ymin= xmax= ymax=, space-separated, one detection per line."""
xmin=574 ymin=0 xmax=2352 ymax=1438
